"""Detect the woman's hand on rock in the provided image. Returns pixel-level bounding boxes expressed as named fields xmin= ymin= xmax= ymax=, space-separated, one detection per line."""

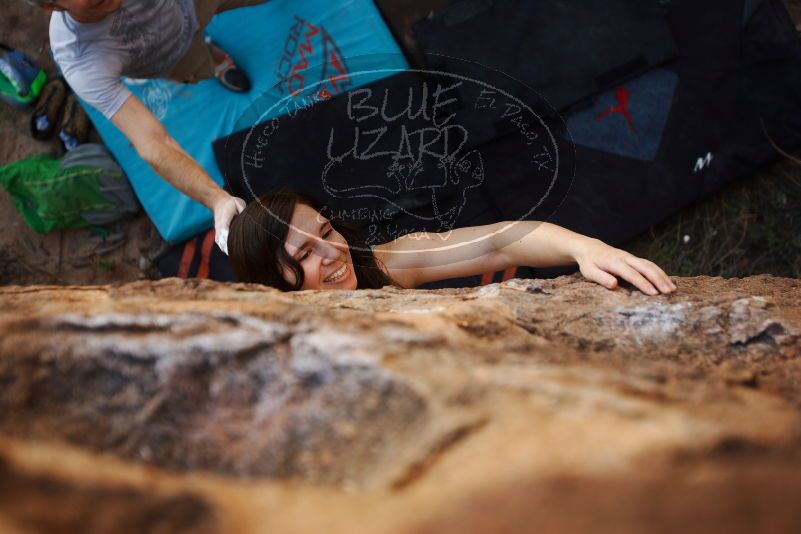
xmin=574 ymin=239 xmax=677 ymax=296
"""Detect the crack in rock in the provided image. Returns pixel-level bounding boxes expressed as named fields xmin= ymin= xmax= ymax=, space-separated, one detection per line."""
xmin=727 ymin=298 xmax=799 ymax=347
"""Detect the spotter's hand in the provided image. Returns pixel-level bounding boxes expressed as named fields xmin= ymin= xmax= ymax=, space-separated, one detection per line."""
xmin=213 ymin=195 xmax=246 ymax=255
xmin=574 ymin=239 xmax=677 ymax=296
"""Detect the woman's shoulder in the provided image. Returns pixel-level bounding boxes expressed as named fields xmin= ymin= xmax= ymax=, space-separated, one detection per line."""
xmin=370 ymin=237 xmax=427 ymax=289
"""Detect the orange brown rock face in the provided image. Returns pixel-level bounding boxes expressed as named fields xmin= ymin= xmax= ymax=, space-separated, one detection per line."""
xmin=0 ymin=275 xmax=800 ymax=533
xmin=0 ymin=455 xmax=218 ymax=534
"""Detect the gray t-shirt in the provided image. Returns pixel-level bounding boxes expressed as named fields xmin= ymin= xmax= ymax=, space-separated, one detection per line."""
xmin=50 ymin=0 xmax=198 ymax=119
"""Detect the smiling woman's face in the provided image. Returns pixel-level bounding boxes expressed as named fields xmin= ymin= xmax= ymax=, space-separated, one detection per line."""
xmin=282 ymin=204 xmax=358 ymax=290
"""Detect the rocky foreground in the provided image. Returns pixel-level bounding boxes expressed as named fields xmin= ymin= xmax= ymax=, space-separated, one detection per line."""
xmin=1 ymin=275 xmax=800 ymax=533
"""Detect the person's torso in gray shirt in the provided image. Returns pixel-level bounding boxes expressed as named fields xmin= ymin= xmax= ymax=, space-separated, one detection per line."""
xmin=50 ymin=0 xmax=198 ymax=119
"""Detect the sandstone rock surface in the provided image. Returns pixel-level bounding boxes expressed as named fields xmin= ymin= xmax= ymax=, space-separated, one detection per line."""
xmin=1 ymin=275 xmax=800 ymax=533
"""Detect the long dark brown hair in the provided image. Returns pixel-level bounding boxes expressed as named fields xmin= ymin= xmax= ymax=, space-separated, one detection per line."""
xmin=228 ymin=191 xmax=395 ymax=291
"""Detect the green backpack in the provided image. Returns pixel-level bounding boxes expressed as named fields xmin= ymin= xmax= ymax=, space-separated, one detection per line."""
xmin=0 ymin=144 xmax=141 ymax=233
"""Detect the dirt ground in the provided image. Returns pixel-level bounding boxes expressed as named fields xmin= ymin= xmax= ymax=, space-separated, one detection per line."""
xmin=0 ymin=2 xmax=164 ymax=286
xmin=1 ymin=2 xmax=800 ymax=286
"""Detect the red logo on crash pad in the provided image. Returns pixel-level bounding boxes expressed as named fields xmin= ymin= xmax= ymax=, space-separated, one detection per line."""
xmin=276 ymin=16 xmax=353 ymax=100
xmin=594 ymin=86 xmax=636 ymax=132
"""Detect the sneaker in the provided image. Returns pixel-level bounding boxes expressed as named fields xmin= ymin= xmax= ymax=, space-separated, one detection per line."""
xmin=30 ymin=76 xmax=68 ymax=141
xmin=59 ymin=93 xmax=91 ymax=153
xmin=206 ymin=38 xmax=251 ymax=93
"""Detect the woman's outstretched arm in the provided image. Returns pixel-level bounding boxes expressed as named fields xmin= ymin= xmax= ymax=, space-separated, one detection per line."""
xmin=376 ymin=221 xmax=676 ymax=295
